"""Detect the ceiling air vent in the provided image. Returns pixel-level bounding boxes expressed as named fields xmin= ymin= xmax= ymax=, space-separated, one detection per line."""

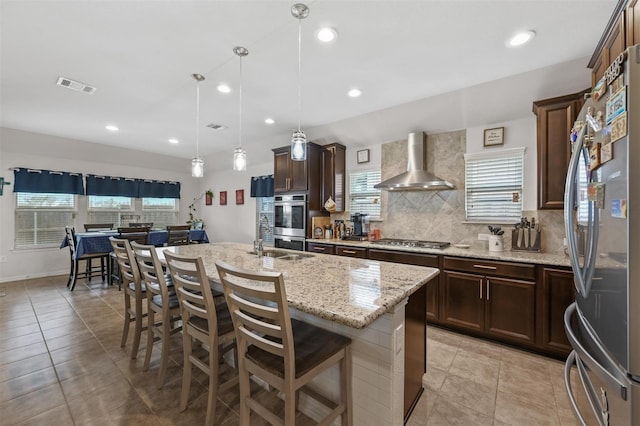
xmin=207 ymin=123 xmax=227 ymax=131
xmin=56 ymin=77 xmax=97 ymax=94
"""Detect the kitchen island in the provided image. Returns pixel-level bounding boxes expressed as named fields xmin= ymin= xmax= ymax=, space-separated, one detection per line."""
xmin=158 ymin=242 xmax=439 ymax=425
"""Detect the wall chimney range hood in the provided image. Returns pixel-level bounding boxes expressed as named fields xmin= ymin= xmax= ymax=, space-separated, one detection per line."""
xmin=374 ymin=132 xmax=454 ymax=191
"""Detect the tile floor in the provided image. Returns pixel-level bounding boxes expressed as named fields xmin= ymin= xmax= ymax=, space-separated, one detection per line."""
xmin=1 ymin=275 xmax=592 ymax=425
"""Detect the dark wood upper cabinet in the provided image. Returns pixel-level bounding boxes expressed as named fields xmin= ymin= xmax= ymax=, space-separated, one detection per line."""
xmin=628 ymin=0 xmax=640 ymax=47
xmin=533 ymin=90 xmax=587 ymax=210
xmin=589 ymin=0 xmax=629 ymax=85
xmin=273 ymin=145 xmax=314 ymax=193
xmin=321 ymin=143 xmax=346 ymax=212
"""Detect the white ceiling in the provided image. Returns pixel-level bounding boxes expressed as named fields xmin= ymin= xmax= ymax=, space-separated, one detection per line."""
xmin=0 ymin=0 xmax=616 ymax=169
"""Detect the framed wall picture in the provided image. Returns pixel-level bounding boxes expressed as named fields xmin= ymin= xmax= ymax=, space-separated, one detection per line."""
xmin=220 ymin=191 xmax=227 ymax=205
xmin=484 ymin=127 xmax=504 ymax=147
xmin=357 ymin=149 xmax=370 ymax=164
xmin=236 ymin=189 xmax=244 ymax=205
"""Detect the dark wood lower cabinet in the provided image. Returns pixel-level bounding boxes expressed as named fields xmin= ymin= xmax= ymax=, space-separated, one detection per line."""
xmin=442 ymin=271 xmax=484 ymax=332
xmin=335 ymin=245 xmax=367 ymax=258
xmin=404 ymin=279 xmax=430 ymax=422
xmin=538 ymin=267 xmax=575 ymax=357
xmin=306 ymin=242 xmax=335 ymax=255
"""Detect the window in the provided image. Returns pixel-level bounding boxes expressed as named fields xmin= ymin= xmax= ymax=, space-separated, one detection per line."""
xmin=87 ymin=195 xmax=134 ymax=226
xmin=142 ymin=197 xmax=179 ymax=229
xmin=464 ymin=148 xmax=524 ymax=222
xmin=256 ymin=197 xmax=274 ymax=245
xmin=87 ymin=196 xmax=179 ymax=228
xmin=349 ymin=170 xmax=381 ymax=219
xmin=15 ymin=193 xmax=76 ymax=248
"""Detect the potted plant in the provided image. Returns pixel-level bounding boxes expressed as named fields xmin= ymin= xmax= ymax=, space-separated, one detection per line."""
xmin=187 ymin=193 xmax=205 ymax=229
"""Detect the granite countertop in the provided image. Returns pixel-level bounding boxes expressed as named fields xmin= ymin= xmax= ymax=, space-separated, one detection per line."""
xmin=306 ymin=238 xmax=572 ymax=267
xmin=158 ymin=242 xmax=439 ymax=329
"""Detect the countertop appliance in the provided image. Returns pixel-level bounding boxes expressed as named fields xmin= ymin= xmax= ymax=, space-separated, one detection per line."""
xmin=563 ymin=45 xmax=639 ymax=425
xmin=370 ymin=238 xmax=451 ymax=249
xmin=351 ymin=213 xmax=370 ymax=237
xmin=274 ymin=194 xmax=306 ymax=251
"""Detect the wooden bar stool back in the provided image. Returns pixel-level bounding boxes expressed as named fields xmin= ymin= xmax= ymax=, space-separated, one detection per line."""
xmin=215 ymin=260 xmax=352 ymax=426
xmin=164 ymin=251 xmax=237 ymax=425
xmin=131 ymin=242 xmax=180 ymax=389
xmin=109 ymin=236 xmax=147 ymax=359
xmin=65 ymin=226 xmax=108 ymax=291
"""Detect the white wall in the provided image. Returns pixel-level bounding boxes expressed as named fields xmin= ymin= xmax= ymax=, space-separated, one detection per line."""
xmin=0 ymin=128 xmax=199 ymax=282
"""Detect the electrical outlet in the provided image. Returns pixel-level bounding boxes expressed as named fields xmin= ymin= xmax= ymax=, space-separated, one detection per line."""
xmin=478 ymin=233 xmax=490 ymax=241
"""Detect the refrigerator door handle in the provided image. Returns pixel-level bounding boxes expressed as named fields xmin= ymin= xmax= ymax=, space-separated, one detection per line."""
xmin=565 ymin=351 xmax=601 ymax=426
xmin=564 ymin=303 xmax=629 ymax=400
xmin=564 ymin=125 xmax=589 ymax=297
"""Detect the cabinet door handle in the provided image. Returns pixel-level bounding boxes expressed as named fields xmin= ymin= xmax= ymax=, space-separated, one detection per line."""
xmin=486 ymin=279 xmax=490 ymax=300
xmin=473 ymin=264 xmax=497 ymax=270
xmin=342 ymin=250 xmax=357 ymax=254
xmin=314 ymin=247 xmax=326 ymax=251
xmin=480 ymin=279 xmax=483 ymax=299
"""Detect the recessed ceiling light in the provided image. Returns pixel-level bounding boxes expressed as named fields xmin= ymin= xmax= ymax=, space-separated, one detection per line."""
xmin=265 ymin=118 xmax=275 ymax=125
xmin=506 ymin=30 xmax=536 ymax=47
xmin=217 ymin=83 xmax=231 ymax=93
xmin=347 ymin=88 xmax=362 ymax=98
xmin=316 ymin=27 xmax=337 ymax=43
xmin=105 ymin=124 xmax=119 ymax=132
xmin=168 ymin=138 xmax=179 ymax=144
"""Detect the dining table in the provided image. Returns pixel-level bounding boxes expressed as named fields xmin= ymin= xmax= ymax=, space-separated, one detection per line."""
xmin=60 ymin=229 xmax=209 ymax=258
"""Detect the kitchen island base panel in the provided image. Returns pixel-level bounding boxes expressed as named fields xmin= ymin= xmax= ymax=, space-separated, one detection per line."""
xmin=290 ymin=300 xmax=408 ymax=425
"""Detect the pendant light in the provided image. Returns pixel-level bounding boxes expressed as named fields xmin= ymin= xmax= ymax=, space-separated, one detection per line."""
xmin=233 ymin=46 xmax=248 ymax=171
xmin=191 ymin=73 xmax=205 ymax=178
xmin=291 ymin=3 xmax=309 ymax=162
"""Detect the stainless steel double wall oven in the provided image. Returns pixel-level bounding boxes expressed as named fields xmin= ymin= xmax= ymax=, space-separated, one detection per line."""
xmin=273 ymin=194 xmax=306 ymax=251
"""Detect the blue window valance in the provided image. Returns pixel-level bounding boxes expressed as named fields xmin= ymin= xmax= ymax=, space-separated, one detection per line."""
xmin=138 ymin=179 xmax=181 ymax=198
xmin=85 ymin=175 xmax=139 ymax=197
xmin=13 ymin=168 xmax=84 ymax=195
xmin=250 ymin=175 xmax=274 ymax=198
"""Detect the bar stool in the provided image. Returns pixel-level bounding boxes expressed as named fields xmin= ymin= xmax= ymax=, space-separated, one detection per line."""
xmin=109 ymin=236 xmax=147 ymax=359
xmin=164 ymin=251 xmax=237 ymax=426
xmin=131 ymin=242 xmax=180 ymax=388
xmin=215 ymin=260 xmax=352 ymax=426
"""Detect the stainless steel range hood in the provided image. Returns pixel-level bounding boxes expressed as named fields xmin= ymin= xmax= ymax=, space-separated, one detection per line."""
xmin=374 ymin=132 xmax=454 ymax=191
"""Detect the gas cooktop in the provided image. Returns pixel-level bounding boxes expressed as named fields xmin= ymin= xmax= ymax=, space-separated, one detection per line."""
xmin=370 ymin=238 xmax=451 ymax=249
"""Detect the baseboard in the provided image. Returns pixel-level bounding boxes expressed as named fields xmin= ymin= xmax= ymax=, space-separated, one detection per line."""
xmin=0 ymin=270 xmax=68 ymax=284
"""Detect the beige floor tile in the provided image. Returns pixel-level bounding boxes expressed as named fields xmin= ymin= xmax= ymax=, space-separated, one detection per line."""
xmin=426 ymin=339 xmax=458 ymax=372
xmin=0 ymin=332 xmax=44 ymax=353
xmin=439 ymin=373 xmax=496 ymax=417
xmin=0 ymin=382 xmax=66 ymax=424
xmin=456 ymin=334 xmax=503 ymax=359
xmin=1 ymin=323 xmax=42 ymax=340
xmin=0 ymin=366 xmax=58 ymax=402
xmin=448 ymin=349 xmax=500 ymax=390
xmin=494 ymin=390 xmax=560 ymax=426
xmin=66 ymin=377 xmax=141 ymax=423
xmin=0 ymin=353 xmax=53 ymax=384
xmin=426 ymin=394 xmax=493 ymax=426
xmin=423 ymin=366 xmax=447 ymax=391
xmin=15 ymin=404 xmax=73 ymax=426
xmin=498 ymin=361 xmax=557 ymax=409
xmin=0 ymin=342 xmax=49 ymax=366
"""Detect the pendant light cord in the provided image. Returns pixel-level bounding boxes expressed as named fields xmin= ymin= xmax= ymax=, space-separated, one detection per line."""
xmin=239 ymin=54 xmax=243 ymax=149
xmin=297 ymin=17 xmax=302 ymax=132
xmin=196 ymin=80 xmax=200 ymax=159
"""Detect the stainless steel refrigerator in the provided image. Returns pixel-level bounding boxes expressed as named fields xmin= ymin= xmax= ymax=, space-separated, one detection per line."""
xmin=563 ymin=45 xmax=640 ymax=425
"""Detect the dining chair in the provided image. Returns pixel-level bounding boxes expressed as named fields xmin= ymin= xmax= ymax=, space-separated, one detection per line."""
xmin=65 ymin=226 xmax=109 ymax=291
xmin=109 ymin=236 xmax=147 ymax=359
xmin=83 ymin=223 xmax=114 ymax=232
xmin=166 ymin=224 xmax=191 ymax=246
xmin=131 ymin=241 xmax=180 ymax=389
xmin=110 ymin=226 xmax=152 ymax=288
xmin=215 ymin=260 xmax=352 ymax=426
xmin=164 ymin=251 xmax=237 ymax=426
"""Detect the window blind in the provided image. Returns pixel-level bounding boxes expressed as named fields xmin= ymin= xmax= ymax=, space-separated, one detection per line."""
xmin=464 ymin=148 xmax=524 ymax=222
xmin=15 ymin=193 xmax=76 ymax=247
xmin=349 ymin=170 xmax=381 ymax=219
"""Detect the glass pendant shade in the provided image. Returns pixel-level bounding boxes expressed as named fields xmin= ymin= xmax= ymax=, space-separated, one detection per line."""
xmin=291 ymin=130 xmax=307 ymax=161
xmin=233 ymin=147 xmax=247 ymax=171
xmin=191 ymin=157 xmax=204 ymax=178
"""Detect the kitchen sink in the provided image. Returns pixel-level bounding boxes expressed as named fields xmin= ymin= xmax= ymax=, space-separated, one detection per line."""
xmin=247 ymin=250 xmax=314 ymax=260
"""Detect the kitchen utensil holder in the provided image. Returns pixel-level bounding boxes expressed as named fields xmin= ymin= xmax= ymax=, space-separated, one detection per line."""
xmin=511 ymin=228 xmax=541 ymax=252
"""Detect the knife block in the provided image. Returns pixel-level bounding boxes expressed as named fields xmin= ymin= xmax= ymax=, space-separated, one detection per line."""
xmin=511 ymin=228 xmax=541 ymax=252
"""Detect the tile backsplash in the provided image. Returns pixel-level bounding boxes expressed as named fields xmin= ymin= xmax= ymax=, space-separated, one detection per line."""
xmin=331 ymin=129 xmax=567 ymax=255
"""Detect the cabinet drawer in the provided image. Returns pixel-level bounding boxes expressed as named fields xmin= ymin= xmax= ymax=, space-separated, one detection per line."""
xmin=443 ymin=256 xmax=535 ymax=280
xmin=368 ymin=248 xmax=438 ymax=267
xmin=307 ymin=242 xmax=335 ymax=255
xmin=336 ymin=245 xmax=367 ymax=258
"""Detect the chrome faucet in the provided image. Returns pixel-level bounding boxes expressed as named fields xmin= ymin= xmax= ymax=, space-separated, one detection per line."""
xmin=254 ymin=215 xmax=271 ymax=258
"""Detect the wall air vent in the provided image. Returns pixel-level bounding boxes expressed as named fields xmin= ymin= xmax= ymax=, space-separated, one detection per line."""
xmin=206 ymin=123 xmax=227 ymax=130
xmin=56 ymin=77 xmax=97 ymax=94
